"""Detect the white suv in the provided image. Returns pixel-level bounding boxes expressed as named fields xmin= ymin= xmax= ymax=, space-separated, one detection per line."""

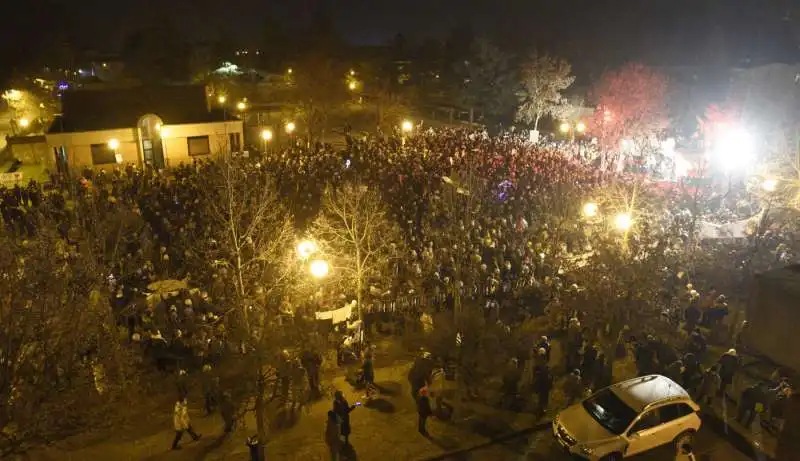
xmin=552 ymin=374 xmax=701 ymax=460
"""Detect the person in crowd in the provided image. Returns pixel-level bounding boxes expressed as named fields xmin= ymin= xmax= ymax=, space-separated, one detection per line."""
xmin=332 ymin=391 xmax=357 ymax=445
xmin=201 ymin=364 xmax=219 ymax=415
xmin=501 ymin=358 xmax=521 ymax=409
xmin=533 ymin=364 xmax=553 ymax=415
xmin=564 ymin=369 xmax=585 ymax=406
xmin=219 ymin=391 xmax=236 ymax=434
xmin=718 ymin=348 xmax=740 ymax=398
xmin=171 ymin=394 xmax=201 ymax=450
xmin=360 ymin=351 xmax=376 ymax=400
xmin=325 ymin=410 xmax=343 ymax=461
xmin=302 ymin=349 xmax=323 ymax=398
xmin=417 ymin=384 xmax=434 ymax=436
xmin=697 ymin=365 xmax=722 ymax=406
xmin=737 ymin=383 xmax=762 ymax=428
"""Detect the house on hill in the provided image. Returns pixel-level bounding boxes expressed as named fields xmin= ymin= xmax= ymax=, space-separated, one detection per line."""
xmin=45 ymin=85 xmax=243 ymax=174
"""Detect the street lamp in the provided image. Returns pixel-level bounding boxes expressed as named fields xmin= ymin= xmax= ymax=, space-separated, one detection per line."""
xmin=576 ymin=122 xmax=586 ymax=133
xmin=614 ymin=213 xmax=633 ymax=232
xmin=349 ymin=69 xmax=356 ymax=76
xmin=108 ymin=138 xmax=120 ymax=150
xmin=237 ymin=101 xmax=247 ymax=111
xmin=18 ymin=118 xmax=30 ymax=128
xmin=401 ymin=120 xmax=413 ymax=133
xmin=762 ymin=178 xmax=777 ymax=193
xmin=559 ymin=122 xmax=570 ymax=134
xmin=285 ymin=121 xmax=296 ymax=135
xmin=296 ymin=239 xmax=317 ymax=260
xmin=348 ymin=81 xmax=357 ymax=91
xmin=309 ymin=259 xmax=330 ymax=279
xmin=582 ymin=202 xmax=599 ymax=218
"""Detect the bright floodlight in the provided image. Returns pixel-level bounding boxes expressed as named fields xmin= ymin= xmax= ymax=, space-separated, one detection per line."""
xmin=559 ymin=122 xmax=570 ymax=133
xmin=309 ymin=259 xmax=330 ymax=278
xmin=614 ymin=213 xmax=633 ymax=232
xmin=576 ymin=122 xmax=586 ymax=133
xmin=261 ymin=129 xmax=273 ymax=141
xmin=713 ymin=124 xmax=755 ymax=171
xmin=401 ymin=120 xmax=413 ymax=133
xmin=108 ymin=138 xmax=120 ymax=150
xmin=296 ymin=240 xmax=317 ymax=259
xmin=762 ymin=178 xmax=777 ymax=192
xmin=285 ymin=122 xmax=296 ymax=134
xmin=217 ymin=95 xmax=227 ymax=104
xmin=237 ymin=101 xmax=247 ymax=111
xmin=582 ymin=202 xmax=598 ymax=218
xmin=18 ymin=118 xmax=30 ymax=128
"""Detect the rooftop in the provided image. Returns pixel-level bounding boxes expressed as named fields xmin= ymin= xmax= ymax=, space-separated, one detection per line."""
xmin=611 ymin=375 xmax=689 ymax=412
xmin=47 ymin=84 xmax=238 ymax=134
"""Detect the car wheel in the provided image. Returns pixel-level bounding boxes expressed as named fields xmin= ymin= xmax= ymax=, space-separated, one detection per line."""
xmin=599 ymin=454 xmax=621 ymax=461
xmin=674 ymin=430 xmax=695 ymax=450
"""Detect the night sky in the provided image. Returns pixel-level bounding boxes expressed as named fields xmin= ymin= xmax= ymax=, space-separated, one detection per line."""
xmin=2 ymin=0 xmax=798 ymax=76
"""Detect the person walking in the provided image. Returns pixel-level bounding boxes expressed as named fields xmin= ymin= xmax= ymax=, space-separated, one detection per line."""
xmin=219 ymin=391 xmax=235 ymax=434
xmin=737 ymin=383 xmax=761 ymax=429
xmin=718 ymin=348 xmax=740 ymax=399
xmin=564 ymin=369 xmax=585 ymax=406
xmin=324 ymin=410 xmax=343 ymax=461
xmin=361 ymin=351 xmax=376 ymax=400
xmin=171 ymin=395 xmax=201 ymax=450
xmin=417 ymin=384 xmax=434 ymax=436
xmin=201 ymin=364 xmax=219 ymax=415
xmin=697 ymin=365 xmax=721 ymax=406
xmin=332 ymin=391 xmax=357 ymax=445
xmin=533 ymin=364 xmax=553 ymax=415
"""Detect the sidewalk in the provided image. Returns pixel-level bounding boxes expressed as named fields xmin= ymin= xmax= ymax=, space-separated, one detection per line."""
xmin=26 ymin=361 xmax=542 ymax=461
xmin=701 ymin=396 xmax=777 ymax=461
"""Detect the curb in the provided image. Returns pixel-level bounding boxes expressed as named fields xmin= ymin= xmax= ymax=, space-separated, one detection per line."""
xmin=700 ymin=409 xmax=776 ymax=461
xmin=419 ymin=420 xmax=552 ymax=461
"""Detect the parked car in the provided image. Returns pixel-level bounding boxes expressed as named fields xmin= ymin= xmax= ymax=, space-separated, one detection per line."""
xmin=552 ymin=374 xmax=701 ymax=460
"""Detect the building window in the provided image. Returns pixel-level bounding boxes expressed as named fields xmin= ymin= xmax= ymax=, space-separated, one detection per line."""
xmin=187 ymin=135 xmax=211 ymax=156
xmin=229 ymin=132 xmax=241 ymax=152
xmin=90 ymin=143 xmax=116 ymax=165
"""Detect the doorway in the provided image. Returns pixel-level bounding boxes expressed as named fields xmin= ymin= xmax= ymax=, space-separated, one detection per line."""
xmin=138 ymin=114 xmax=166 ymax=169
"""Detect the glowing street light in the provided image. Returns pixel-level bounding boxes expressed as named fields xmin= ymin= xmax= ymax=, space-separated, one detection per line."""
xmin=287 ymin=68 xmax=293 ymax=75
xmin=576 ymin=121 xmax=586 ymax=133
xmin=349 ymin=69 xmax=356 ymax=76
xmin=559 ymin=122 xmax=571 ymax=134
xmin=762 ymin=178 xmax=777 ymax=193
xmin=18 ymin=118 xmax=30 ymax=128
xmin=261 ymin=129 xmax=273 ymax=141
xmin=401 ymin=120 xmax=413 ymax=133
xmin=285 ymin=121 xmax=296 ymax=134
xmin=348 ymin=81 xmax=357 ymax=91
xmin=107 ymin=138 xmax=120 ymax=150
xmin=309 ymin=259 xmax=330 ymax=279
xmin=217 ymin=95 xmax=227 ymax=105
xmin=237 ymin=101 xmax=247 ymax=111
xmin=159 ymin=127 xmax=170 ymax=138
xmin=614 ymin=213 xmax=633 ymax=232
xmin=296 ymin=239 xmax=317 ymax=259
xmin=582 ymin=202 xmax=599 ymax=218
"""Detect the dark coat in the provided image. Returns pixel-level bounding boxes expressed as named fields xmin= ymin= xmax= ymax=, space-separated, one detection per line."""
xmin=333 ymin=398 xmax=355 ymax=437
xmin=417 ymin=394 xmax=433 ymax=418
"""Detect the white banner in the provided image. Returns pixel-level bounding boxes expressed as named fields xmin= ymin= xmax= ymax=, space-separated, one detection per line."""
xmin=0 ymin=171 xmax=23 ymax=185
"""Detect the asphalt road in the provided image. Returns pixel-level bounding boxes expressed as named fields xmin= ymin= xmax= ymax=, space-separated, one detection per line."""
xmin=442 ymin=421 xmax=757 ymax=461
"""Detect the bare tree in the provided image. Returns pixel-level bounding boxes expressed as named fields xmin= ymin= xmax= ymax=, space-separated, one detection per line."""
xmin=290 ymin=53 xmax=349 ymax=143
xmin=515 ymin=53 xmax=575 ymax=130
xmin=197 ymin=156 xmax=301 ymax=452
xmin=311 ymin=184 xmax=402 ymax=320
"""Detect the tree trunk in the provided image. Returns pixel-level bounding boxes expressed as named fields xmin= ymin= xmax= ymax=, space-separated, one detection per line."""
xmin=469 ymin=108 xmax=474 ymax=124
xmin=534 ymin=113 xmax=541 ymax=131
xmin=254 ymin=364 xmax=267 ymax=458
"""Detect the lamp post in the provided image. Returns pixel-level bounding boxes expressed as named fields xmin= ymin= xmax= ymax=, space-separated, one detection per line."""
xmin=285 ymin=121 xmax=296 ymax=145
xmin=401 ymin=119 xmax=413 ymax=146
xmin=309 ymin=260 xmax=330 ymax=279
xmin=261 ymin=128 xmax=273 ymax=154
xmin=582 ymin=202 xmax=598 ymax=218
xmin=108 ymin=138 xmax=121 ymax=164
xmin=159 ymin=126 xmax=170 ymax=168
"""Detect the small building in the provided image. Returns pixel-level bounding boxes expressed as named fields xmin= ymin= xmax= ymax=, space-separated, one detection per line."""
xmin=45 ymin=85 xmax=243 ymax=174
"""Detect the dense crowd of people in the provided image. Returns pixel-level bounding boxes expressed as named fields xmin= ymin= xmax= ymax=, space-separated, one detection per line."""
xmin=1 ymin=126 xmax=797 ymax=455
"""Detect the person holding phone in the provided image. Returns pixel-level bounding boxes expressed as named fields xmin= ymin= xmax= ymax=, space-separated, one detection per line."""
xmin=333 ymin=391 xmax=357 ymax=445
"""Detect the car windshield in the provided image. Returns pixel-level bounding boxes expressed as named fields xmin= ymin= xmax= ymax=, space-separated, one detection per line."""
xmin=582 ymin=388 xmax=638 ymax=435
